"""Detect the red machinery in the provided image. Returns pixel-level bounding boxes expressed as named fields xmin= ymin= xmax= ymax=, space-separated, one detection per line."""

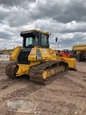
xmin=58 ymin=50 xmax=72 ymax=58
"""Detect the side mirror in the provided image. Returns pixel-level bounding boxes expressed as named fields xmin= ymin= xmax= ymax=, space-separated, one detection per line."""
xmin=55 ymin=37 xmax=58 ymax=42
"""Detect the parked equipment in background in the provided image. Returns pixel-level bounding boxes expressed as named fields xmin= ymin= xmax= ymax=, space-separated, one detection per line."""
xmin=58 ymin=49 xmax=72 ymax=58
xmin=72 ymin=44 xmax=86 ymax=62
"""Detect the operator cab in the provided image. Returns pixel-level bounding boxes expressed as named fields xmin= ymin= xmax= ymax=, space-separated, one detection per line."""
xmin=20 ymin=30 xmax=49 ymax=48
xmin=18 ymin=30 xmax=50 ymax=64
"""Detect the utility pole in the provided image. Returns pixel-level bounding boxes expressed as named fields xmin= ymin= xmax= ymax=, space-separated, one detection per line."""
xmin=58 ymin=43 xmax=59 ymax=50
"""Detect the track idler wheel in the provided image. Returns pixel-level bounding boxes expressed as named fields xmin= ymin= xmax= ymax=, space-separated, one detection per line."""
xmin=5 ymin=61 xmax=18 ymax=78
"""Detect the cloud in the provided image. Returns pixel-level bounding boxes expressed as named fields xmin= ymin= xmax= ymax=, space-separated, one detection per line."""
xmin=0 ymin=0 xmax=86 ymax=50
xmin=52 ymin=0 xmax=86 ymax=23
xmin=0 ymin=0 xmax=37 ymax=6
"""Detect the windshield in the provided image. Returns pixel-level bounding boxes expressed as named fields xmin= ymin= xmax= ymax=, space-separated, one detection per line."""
xmin=24 ymin=36 xmax=38 ymax=47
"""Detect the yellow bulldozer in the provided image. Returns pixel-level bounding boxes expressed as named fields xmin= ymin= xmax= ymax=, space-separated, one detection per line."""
xmin=5 ymin=29 xmax=76 ymax=84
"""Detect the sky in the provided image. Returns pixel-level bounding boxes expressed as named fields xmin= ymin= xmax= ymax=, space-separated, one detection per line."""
xmin=0 ymin=0 xmax=86 ymax=50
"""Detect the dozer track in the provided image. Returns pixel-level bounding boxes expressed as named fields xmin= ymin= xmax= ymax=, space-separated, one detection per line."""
xmin=29 ymin=61 xmax=68 ymax=84
xmin=5 ymin=61 xmax=18 ymax=78
xmin=5 ymin=61 xmax=68 ymax=84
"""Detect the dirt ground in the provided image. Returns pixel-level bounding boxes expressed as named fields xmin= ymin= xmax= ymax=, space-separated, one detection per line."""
xmin=0 ymin=61 xmax=86 ymax=115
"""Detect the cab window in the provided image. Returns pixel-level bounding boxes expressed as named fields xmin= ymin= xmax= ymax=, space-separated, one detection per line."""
xmin=24 ymin=36 xmax=38 ymax=47
xmin=41 ymin=34 xmax=48 ymax=46
xmin=25 ymin=37 xmax=33 ymax=46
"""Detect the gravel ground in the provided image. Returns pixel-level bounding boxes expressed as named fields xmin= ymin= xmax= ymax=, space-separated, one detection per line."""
xmin=0 ymin=61 xmax=86 ymax=115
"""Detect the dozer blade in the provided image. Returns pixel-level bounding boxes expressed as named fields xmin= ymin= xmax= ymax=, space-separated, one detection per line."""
xmin=62 ymin=57 xmax=77 ymax=71
xmin=29 ymin=61 xmax=68 ymax=84
xmin=5 ymin=61 xmax=18 ymax=78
